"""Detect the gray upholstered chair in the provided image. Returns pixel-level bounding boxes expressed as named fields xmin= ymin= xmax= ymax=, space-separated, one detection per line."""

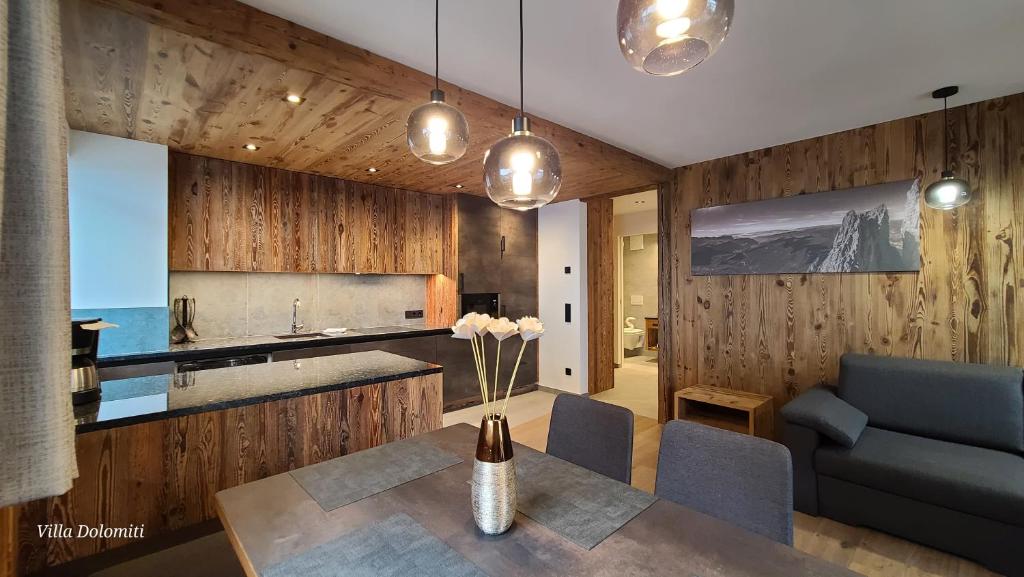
xmin=656 ymin=420 xmax=794 ymax=545
xmin=546 ymin=394 xmax=634 ymax=484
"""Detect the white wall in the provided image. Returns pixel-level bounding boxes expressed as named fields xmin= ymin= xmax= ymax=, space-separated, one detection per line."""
xmin=614 ymin=209 xmax=657 ymax=237
xmin=537 ymin=200 xmax=588 ymax=394
xmin=69 ymin=131 xmax=168 ymax=309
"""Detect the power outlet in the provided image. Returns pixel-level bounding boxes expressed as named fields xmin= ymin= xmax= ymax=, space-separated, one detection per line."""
xmin=404 ymin=309 xmax=424 ymax=319
xmin=565 ymin=368 xmax=572 ymax=376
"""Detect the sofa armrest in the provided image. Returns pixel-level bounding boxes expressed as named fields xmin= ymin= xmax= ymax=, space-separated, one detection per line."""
xmin=782 ymin=422 xmax=821 ymax=515
xmin=781 ymin=387 xmax=868 ymax=448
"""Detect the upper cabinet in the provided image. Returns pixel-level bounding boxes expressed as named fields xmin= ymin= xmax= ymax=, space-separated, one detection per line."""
xmin=169 ymin=153 xmax=445 ymax=274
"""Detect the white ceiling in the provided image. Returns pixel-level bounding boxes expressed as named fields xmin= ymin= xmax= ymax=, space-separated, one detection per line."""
xmin=613 ymin=189 xmax=658 ymax=215
xmin=239 ymin=0 xmax=1024 ymax=169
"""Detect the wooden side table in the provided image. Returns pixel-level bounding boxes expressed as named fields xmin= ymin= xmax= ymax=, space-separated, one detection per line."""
xmin=674 ymin=385 xmax=774 ymax=438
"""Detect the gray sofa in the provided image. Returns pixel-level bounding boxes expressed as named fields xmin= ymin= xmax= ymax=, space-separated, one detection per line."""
xmin=781 ymin=353 xmax=1024 ymax=576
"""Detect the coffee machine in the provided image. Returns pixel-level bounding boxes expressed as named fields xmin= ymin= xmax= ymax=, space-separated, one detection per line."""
xmin=71 ymin=319 xmax=111 ymax=404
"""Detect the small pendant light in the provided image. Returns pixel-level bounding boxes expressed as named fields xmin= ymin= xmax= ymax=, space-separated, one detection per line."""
xmin=407 ymin=0 xmax=469 ymax=165
xmin=617 ymin=0 xmax=734 ymax=77
xmin=924 ymin=86 xmax=971 ymax=210
xmin=483 ymin=0 xmax=561 ymax=211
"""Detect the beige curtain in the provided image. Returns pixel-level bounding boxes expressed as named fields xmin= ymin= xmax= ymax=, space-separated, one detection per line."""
xmin=0 ymin=0 xmax=78 ymax=508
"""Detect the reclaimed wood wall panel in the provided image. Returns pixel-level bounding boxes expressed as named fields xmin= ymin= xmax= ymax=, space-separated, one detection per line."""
xmin=169 ymin=152 xmax=449 ymax=274
xmin=659 ymin=93 xmax=1024 ymax=423
xmin=61 ymin=0 xmax=669 ymax=201
xmin=425 ymin=196 xmax=460 ymax=327
xmin=1 ymin=507 xmax=15 ymax=577
xmin=16 ymin=374 xmax=442 ymax=574
xmin=587 ymin=198 xmax=616 ymax=395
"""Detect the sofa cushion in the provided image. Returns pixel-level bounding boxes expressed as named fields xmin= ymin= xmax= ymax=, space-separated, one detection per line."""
xmin=815 ymin=427 xmax=1024 ymax=526
xmin=780 ymin=387 xmax=868 ymax=448
xmin=838 ymin=353 xmax=1024 ymax=453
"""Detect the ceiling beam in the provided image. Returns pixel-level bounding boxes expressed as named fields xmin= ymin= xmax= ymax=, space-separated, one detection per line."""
xmin=76 ymin=0 xmax=671 ymax=200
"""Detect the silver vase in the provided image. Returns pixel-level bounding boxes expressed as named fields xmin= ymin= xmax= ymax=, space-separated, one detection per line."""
xmin=471 ymin=416 xmax=517 ymax=535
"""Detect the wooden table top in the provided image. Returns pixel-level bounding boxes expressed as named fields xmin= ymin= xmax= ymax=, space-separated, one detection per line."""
xmin=216 ymin=423 xmax=856 ymax=577
xmin=677 ymin=385 xmax=774 ymax=410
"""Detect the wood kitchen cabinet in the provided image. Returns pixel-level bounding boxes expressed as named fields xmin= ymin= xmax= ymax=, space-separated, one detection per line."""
xmin=169 ymin=152 xmax=445 ymax=274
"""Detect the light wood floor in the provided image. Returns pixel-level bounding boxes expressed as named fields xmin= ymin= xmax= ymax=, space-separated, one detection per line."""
xmin=509 ymin=410 xmax=1002 ymax=577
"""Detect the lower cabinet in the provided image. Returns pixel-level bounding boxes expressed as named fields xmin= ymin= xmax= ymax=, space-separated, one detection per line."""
xmin=15 ymin=374 xmax=441 ymax=574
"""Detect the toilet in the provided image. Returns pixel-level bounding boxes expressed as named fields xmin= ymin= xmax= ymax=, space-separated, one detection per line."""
xmin=623 ymin=317 xmax=645 ymax=351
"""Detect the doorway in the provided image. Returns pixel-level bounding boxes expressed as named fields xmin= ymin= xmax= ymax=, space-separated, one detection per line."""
xmin=590 ymin=190 xmax=659 ymax=420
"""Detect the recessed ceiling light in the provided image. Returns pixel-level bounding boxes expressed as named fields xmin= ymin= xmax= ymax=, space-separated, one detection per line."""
xmin=367 ymin=167 xmax=378 ymax=173
xmin=284 ymin=94 xmax=305 ymax=104
xmin=454 ymin=184 xmax=464 ymax=189
xmin=243 ymin=143 xmax=259 ymax=151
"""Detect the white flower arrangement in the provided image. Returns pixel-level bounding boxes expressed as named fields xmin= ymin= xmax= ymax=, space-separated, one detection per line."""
xmin=451 ymin=313 xmax=545 ymax=420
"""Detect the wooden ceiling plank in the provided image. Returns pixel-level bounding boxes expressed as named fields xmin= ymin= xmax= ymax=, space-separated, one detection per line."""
xmin=66 ymin=0 xmax=671 ymax=198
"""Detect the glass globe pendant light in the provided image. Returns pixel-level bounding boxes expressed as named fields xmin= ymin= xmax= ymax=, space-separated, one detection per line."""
xmin=617 ymin=0 xmax=734 ymax=76
xmin=407 ymin=0 xmax=469 ymax=165
xmin=924 ymin=86 xmax=971 ymax=210
xmin=483 ymin=0 xmax=561 ymax=211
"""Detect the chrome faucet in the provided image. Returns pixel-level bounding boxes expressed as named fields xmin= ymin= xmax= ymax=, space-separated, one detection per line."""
xmin=291 ymin=298 xmax=304 ymax=334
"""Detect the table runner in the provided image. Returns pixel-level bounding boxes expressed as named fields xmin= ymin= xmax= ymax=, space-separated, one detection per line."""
xmin=263 ymin=513 xmax=486 ymax=577
xmin=516 ymin=450 xmax=657 ymax=549
xmin=291 ymin=438 xmax=462 ymax=511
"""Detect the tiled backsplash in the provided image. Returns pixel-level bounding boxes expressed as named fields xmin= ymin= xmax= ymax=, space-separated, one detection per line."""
xmin=168 ymin=272 xmax=427 ymax=340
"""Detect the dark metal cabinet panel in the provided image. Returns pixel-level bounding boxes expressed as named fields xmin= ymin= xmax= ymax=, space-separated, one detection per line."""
xmin=348 ymin=336 xmax=437 ymax=364
xmin=500 ymin=207 xmax=538 ymax=258
xmin=499 ymin=255 xmax=538 ymax=318
xmin=271 ymin=344 xmax=352 ymax=362
xmin=435 ymin=334 xmax=482 ymax=408
xmin=457 ymin=195 xmax=502 ymax=294
xmin=450 ymin=194 xmax=538 ymax=407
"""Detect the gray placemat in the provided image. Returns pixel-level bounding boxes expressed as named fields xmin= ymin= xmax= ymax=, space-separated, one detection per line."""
xmin=263 ymin=513 xmax=486 ymax=577
xmin=291 ymin=439 xmax=463 ymax=511
xmin=516 ymin=450 xmax=657 ymax=550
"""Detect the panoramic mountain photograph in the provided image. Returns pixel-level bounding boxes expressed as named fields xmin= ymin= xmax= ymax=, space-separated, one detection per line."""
xmin=691 ymin=179 xmax=921 ymax=275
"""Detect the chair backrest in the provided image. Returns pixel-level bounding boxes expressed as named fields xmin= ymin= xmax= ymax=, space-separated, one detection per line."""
xmin=655 ymin=420 xmax=794 ymax=545
xmin=546 ymin=394 xmax=634 ymax=484
xmin=838 ymin=353 xmax=1024 ymax=453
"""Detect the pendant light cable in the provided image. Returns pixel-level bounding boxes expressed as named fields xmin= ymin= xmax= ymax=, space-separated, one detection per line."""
xmin=942 ymin=95 xmax=949 ymax=172
xmin=519 ymin=0 xmax=524 ymax=117
xmin=434 ymin=0 xmax=439 ymax=91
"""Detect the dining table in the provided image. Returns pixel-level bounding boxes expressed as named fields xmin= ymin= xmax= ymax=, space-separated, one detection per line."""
xmin=215 ymin=423 xmax=858 ymax=577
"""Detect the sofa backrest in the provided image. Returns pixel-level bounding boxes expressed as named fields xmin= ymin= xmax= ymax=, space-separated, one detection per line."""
xmin=837 ymin=353 xmax=1024 ymax=453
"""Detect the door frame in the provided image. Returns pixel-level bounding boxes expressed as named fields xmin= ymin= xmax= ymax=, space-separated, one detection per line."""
xmin=585 ymin=184 xmax=671 ymax=420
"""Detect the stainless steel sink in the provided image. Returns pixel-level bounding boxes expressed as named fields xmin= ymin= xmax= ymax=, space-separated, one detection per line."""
xmin=274 ymin=332 xmax=328 ymax=339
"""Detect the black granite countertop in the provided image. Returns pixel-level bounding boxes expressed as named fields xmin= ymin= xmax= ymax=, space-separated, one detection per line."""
xmin=97 ymin=324 xmax=452 ymax=366
xmin=75 ymin=350 xmax=442 ymax=433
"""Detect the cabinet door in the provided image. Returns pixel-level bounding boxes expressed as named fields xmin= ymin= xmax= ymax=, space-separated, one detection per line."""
xmin=457 ymin=195 xmax=501 ymax=294
xmin=498 ymin=208 xmax=538 ymax=320
xmin=169 ymin=154 xmax=251 ymax=271
xmin=499 ymin=207 xmax=538 ymax=258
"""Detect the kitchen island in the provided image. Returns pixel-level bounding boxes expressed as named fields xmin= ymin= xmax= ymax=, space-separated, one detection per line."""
xmin=16 ymin=351 xmax=443 ymax=574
